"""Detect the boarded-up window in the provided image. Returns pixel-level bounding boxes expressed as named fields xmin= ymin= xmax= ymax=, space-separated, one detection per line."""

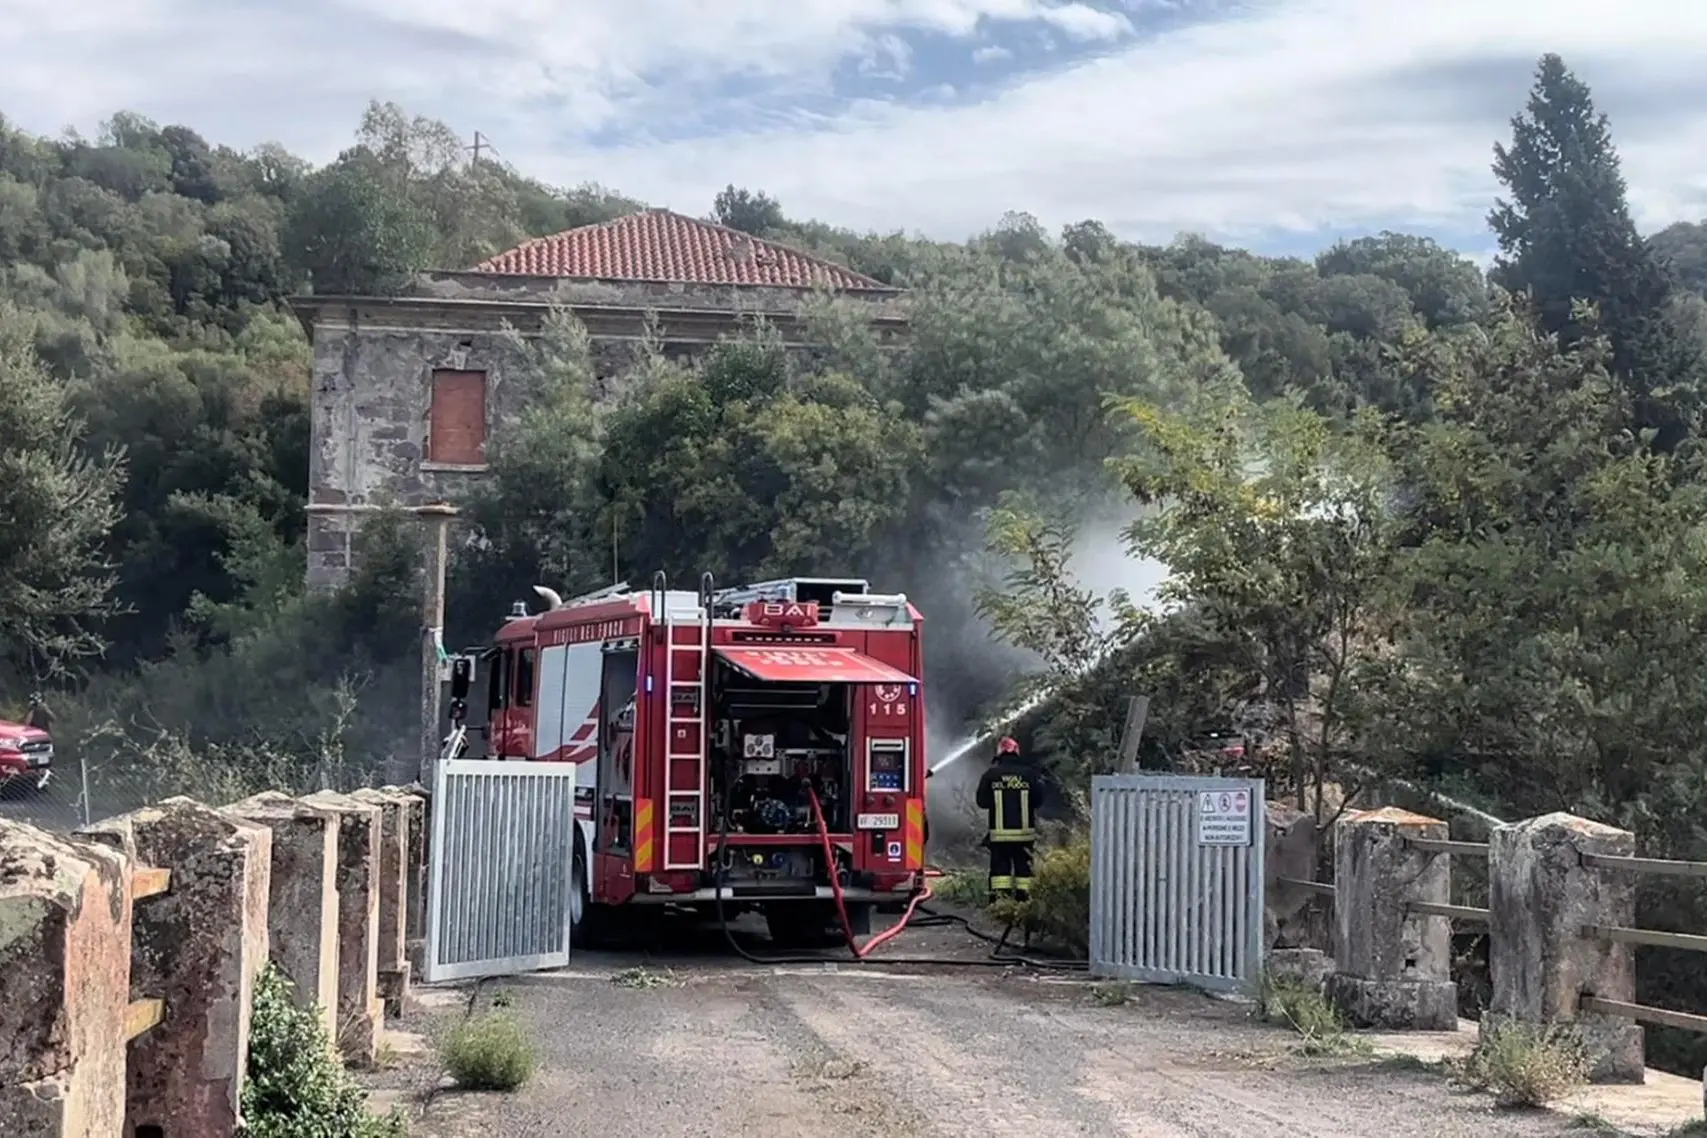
xmin=428 ymin=370 xmax=487 ymax=465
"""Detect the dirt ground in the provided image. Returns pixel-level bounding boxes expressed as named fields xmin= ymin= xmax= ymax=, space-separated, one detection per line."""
xmin=363 ymin=913 xmax=1640 ymax=1138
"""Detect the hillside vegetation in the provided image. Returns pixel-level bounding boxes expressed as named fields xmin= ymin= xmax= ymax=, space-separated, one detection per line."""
xmin=8 ymin=52 xmax=1707 ymax=1068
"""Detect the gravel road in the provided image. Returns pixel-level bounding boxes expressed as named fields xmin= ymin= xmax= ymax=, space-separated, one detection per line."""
xmin=378 ymin=919 xmax=1591 ymax=1138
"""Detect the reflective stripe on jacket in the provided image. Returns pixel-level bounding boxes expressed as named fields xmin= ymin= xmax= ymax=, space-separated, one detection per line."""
xmin=975 ymin=758 xmax=1046 ymax=843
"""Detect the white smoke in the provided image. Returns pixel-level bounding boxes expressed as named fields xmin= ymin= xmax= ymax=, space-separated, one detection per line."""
xmin=922 ymin=501 xmax=1173 ymax=853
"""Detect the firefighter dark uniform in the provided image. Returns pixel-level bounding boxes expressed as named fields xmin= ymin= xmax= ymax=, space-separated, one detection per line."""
xmin=975 ymin=737 xmax=1045 ymax=900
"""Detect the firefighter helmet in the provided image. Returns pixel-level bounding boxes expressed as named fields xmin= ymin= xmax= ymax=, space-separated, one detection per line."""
xmin=996 ymin=736 xmax=1019 ymax=755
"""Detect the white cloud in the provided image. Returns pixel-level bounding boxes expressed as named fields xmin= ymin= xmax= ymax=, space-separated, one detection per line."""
xmin=1033 ymin=2 xmax=1134 ymax=40
xmin=0 ymin=0 xmax=1704 ymax=249
xmin=973 ymin=45 xmax=1016 ymax=63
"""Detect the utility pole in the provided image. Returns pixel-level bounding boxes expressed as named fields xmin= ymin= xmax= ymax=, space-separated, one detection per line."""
xmin=416 ymin=503 xmax=458 ymax=789
xmin=466 ymin=131 xmax=494 ymax=169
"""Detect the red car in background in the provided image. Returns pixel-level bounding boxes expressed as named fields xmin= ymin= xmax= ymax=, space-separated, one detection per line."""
xmin=0 ymin=718 xmax=53 ymax=792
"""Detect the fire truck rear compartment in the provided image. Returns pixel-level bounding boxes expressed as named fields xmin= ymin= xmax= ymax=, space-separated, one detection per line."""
xmin=708 ymin=665 xmax=851 ymax=894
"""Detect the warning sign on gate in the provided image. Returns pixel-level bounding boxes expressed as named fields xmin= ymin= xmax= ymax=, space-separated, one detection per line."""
xmin=1197 ymin=788 xmax=1253 ymax=846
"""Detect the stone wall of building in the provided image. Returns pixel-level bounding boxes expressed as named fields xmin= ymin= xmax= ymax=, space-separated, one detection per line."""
xmin=295 ymin=276 xmax=908 ymax=589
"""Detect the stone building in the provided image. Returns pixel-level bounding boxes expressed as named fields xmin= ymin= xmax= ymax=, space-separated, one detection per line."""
xmin=290 ymin=210 xmax=906 ymax=588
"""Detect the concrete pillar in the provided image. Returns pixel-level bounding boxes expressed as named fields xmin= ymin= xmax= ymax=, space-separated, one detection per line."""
xmin=1323 ymin=806 xmax=1457 ymax=1030
xmin=0 ymin=821 xmax=132 ymax=1138
xmin=1263 ymin=800 xmax=1323 ymax=952
xmin=394 ymin=785 xmax=430 ymax=975
xmin=226 ymin=792 xmax=340 ymax=1038
xmin=1485 ymin=812 xmax=1644 ymax=1083
xmin=80 ymin=798 xmax=271 ymax=1138
xmin=351 ymin=788 xmax=410 ymax=1017
xmin=301 ymin=790 xmax=383 ymax=1066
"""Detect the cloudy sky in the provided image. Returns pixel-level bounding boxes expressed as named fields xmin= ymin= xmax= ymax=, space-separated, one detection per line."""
xmin=2 ymin=0 xmax=1704 ymax=258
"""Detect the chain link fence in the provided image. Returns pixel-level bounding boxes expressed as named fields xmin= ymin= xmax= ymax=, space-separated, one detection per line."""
xmin=0 ymin=724 xmax=414 ymax=834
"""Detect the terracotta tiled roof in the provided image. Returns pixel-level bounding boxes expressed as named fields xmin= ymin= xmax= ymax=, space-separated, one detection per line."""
xmin=473 ymin=209 xmax=888 ymax=290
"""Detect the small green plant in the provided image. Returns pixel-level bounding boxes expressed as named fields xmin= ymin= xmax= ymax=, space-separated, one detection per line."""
xmin=1460 ymin=1019 xmax=1590 ymax=1108
xmin=1257 ymin=974 xmax=1368 ymax=1058
xmin=241 ymin=964 xmax=407 ymax=1137
xmin=490 ymin=988 xmax=515 ymax=1009
xmin=1566 ymin=1111 xmax=1619 ymax=1133
xmin=441 ymin=1010 xmax=537 ymax=1092
xmin=611 ymin=966 xmax=678 ymax=989
xmin=1090 ymin=981 xmax=1133 ymax=1007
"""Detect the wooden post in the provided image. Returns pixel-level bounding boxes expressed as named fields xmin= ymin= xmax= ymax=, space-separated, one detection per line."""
xmin=1116 ymin=694 xmax=1150 ymax=774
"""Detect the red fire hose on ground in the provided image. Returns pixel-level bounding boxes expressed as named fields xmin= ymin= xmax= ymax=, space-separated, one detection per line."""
xmin=808 ymin=783 xmax=933 ymax=960
xmin=706 ymin=784 xmax=1086 ymax=971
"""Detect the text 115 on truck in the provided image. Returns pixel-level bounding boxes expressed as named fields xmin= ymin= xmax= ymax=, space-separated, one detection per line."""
xmin=444 ymin=574 xmax=928 ymax=947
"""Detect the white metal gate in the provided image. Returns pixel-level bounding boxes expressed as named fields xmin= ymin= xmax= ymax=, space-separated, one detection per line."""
xmin=1089 ymin=773 xmax=1265 ymax=993
xmin=423 ymin=758 xmax=578 ymax=982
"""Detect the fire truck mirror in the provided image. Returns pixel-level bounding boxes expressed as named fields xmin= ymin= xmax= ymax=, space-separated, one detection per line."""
xmin=449 ymin=656 xmax=473 ymax=700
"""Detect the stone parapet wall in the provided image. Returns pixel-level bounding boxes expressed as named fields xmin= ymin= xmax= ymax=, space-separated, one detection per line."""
xmin=1263 ymin=805 xmax=1668 ymax=1091
xmin=0 ymin=784 xmax=428 ymax=1138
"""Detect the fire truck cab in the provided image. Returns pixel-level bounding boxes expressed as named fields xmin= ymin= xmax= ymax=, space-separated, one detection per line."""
xmin=450 ymin=574 xmax=927 ymax=946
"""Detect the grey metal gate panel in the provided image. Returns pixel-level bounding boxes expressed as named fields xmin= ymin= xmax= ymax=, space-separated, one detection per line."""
xmin=424 ymin=758 xmax=578 ymax=982
xmin=1089 ymin=773 xmax=1265 ymax=993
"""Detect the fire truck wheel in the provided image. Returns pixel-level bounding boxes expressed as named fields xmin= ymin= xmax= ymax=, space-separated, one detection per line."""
xmin=568 ymin=846 xmax=596 ymax=948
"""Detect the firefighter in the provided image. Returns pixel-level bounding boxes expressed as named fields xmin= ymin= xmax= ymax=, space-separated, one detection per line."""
xmin=975 ymin=736 xmax=1045 ymax=901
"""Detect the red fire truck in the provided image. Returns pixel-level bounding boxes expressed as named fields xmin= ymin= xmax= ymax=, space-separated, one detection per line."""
xmin=449 ymin=574 xmax=928 ymax=946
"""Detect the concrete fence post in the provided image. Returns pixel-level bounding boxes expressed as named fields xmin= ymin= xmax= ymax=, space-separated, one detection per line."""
xmin=398 ymin=784 xmax=429 ymax=976
xmin=1324 ymin=807 xmax=1457 ymax=1030
xmin=1263 ymin=800 xmax=1333 ymax=988
xmin=80 ymin=798 xmax=271 ymax=1138
xmin=0 ymin=821 xmax=132 ymax=1138
xmin=226 ymin=792 xmax=341 ymax=1039
xmin=351 ymin=787 xmax=411 ymax=1017
xmin=301 ymin=790 xmax=383 ymax=1066
xmin=1263 ymin=800 xmax=1321 ymax=948
xmin=1485 ymin=812 xmax=1644 ymax=1083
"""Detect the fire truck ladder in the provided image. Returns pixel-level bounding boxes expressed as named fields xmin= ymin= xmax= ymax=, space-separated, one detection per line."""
xmin=661 ymin=576 xmax=710 ymax=870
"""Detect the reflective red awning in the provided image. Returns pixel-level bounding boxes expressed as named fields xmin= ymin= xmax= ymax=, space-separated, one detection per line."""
xmin=714 ymin=646 xmax=918 ymax=685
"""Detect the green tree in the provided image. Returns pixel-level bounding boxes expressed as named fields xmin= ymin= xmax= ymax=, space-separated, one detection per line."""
xmin=1651 ymin=221 xmax=1707 ymax=296
xmin=712 ymin=185 xmax=785 ymax=236
xmin=1316 ymin=232 xmax=1487 ymax=329
xmin=1381 ymin=301 xmax=1707 ymax=812
xmin=457 ymin=307 xmax=610 ymax=617
xmin=68 ymin=332 xmax=307 ymax=664
xmin=1108 ymin=395 xmax=1400 ymax=814
xmin=282 ymin=148 xmax=435 ymax=293
xmin=0 ymin=307 xmax=125 ymax=683
xmin=1490 ymin=53 xmax=1699 ymax=446
xmin=591 ymin=331 xmax=924 ymax=584
xmin=870 ymin=235 xmax=1242 ymax=512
